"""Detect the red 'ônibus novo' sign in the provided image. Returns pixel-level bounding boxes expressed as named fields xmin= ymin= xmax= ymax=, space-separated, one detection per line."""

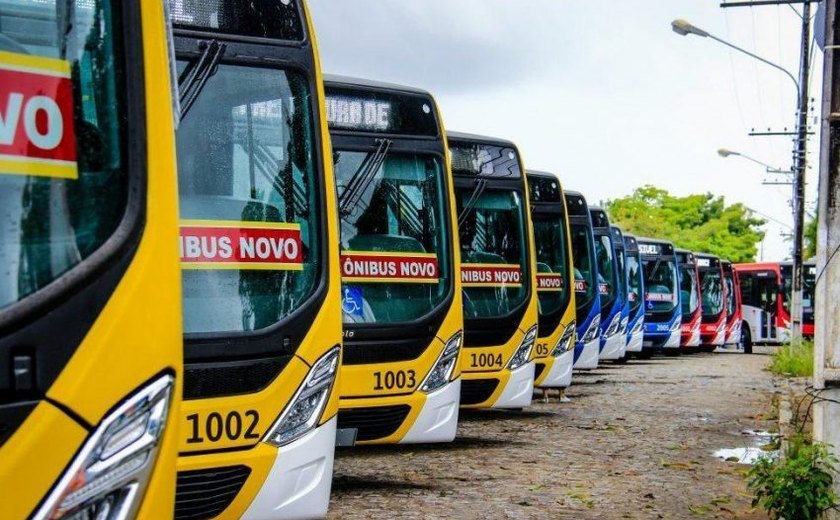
xmin=0 ymin=51 xmax=77 ymax=179
xmin=574 ymin=279 xmax=588 ymax=293
xmin=461 ymin=263 xmax=523 ymax=288
xmin=341 ymin=251 xmax=439 ymax=283
xmin=536 ymin=273 xmax=563 ymax=291
xmin=180 ymin=220 xmax=303 ymax=270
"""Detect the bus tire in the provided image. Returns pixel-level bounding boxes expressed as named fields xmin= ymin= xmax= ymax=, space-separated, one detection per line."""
xmin=741 ymin=327 xmax=753 ymax=354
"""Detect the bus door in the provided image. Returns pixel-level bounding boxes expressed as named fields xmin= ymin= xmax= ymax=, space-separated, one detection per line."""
xmin=171 ymin=1 xmax=342 ymax=518
xmin=325 ymin=78 xmax=463 ymax=445
xmin=0 ymin=2 xmax=181 ymax=518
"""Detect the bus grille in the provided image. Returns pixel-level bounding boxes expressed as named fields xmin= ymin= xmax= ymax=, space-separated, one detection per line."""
xmin=534 ymin=362 xmax=546 ymax=381
xmin=337 ymin=405 xmax=411 ymax=442
xmin=460 ymin=379 xmax=500 ymax=405
xmin=184 ymin=355 xmax=292 ymax=400
xmin=174 ymin=465 xmax=251 ymax=520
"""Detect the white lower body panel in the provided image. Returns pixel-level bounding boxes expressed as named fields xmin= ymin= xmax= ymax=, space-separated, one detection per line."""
xmin=626 ymin=330 xmax=644 ymax=352
xmin=574 ymin=338 xmax=601 ymax=369
xmin=599 ymin=333 xmax=625 ymax=360
xmin=243 ymin=417 xmax=336 ymax=520
xmin=492 ymin=361 xmax=535 ymax=409
xmin=663 ymin=328 xmax=681 ymax=349
xmin=537 ymin=350 xmax=574 ymax=388
xmin=400 ymin=379 xmax=461 ymax=444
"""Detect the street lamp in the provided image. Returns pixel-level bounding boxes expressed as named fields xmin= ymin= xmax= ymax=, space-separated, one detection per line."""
xmin=674 ymin=17 xmax=810 ymax=343
xmin=670 ymin=19 xmax=800 ymax=99
xmin=717 ymin=148 xmax=794 ymax=175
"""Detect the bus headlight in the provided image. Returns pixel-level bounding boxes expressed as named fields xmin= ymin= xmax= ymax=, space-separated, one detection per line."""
xmin=508 ymin=326 xmax=537 ymax=370
xmin=604 ymin=314 xmax=622 ymax=337
xmin=420 ymin=331 xmax=462 ymax=393
xmin=551 ymin=323 xmax=576 ymax=356
xmin=263 ymin=347 xmax=340 ymax=447
xmin=631 ymin=319 xmax=644 ymax=335
xmin=620 ymin=316 xmax=629 ymax=335
xmin=34 ymin=374 xmax=173 ymax=520
xmin=582 ymin=315 xmax=601 ymax=343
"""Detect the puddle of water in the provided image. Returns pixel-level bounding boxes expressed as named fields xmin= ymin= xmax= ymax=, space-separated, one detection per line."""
xmin=714 ymin=431 xmax=780 ymax=464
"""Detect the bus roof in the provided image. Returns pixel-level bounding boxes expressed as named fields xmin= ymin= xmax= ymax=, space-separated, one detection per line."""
xmin=589 ymin=207 xmax=610 ymax=229
xmin=447 ymin=131 xmax=518 ymax=149
xmin=733 ymin=262 xmax=782 ymax=272
xmin=694 ymin=252 xmax=720 ymax=260
xmin=636 ymin=237 xmax=674 ymax=246
xmin=324 ymin=74 xmax=433 ymax=98
xmin=526 ymin=169 xmax=560 ymax=182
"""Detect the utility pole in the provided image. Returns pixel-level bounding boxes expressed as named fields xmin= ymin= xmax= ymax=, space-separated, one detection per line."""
xmin=789 ymin=0 xmax=812 ymax=343
xmin=813 ymin=0 xmax=840 ymax=511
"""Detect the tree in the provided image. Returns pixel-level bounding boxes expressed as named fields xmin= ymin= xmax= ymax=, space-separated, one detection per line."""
xmin=605 ymin=185 xmax=766 ymax=263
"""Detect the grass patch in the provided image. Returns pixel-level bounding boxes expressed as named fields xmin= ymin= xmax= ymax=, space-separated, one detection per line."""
xmin=768 ymin=340 xmax=814 ymax=377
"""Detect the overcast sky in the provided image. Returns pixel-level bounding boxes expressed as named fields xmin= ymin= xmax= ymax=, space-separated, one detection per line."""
xmin=309 ymin=0 xmax=824 ymax=261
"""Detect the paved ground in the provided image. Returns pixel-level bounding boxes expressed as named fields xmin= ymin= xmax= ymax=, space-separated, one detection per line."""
xmin=328 ymin=348 xmax=778 ymax=519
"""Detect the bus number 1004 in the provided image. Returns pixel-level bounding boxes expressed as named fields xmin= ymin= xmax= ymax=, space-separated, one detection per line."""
xmin=373 ymin=370 xmax=416 ymax=391
xmin=470 ymin=352 xmax=503 ymax=368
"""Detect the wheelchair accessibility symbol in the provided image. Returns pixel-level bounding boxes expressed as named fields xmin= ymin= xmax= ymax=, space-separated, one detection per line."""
xmin=342 ymin=286 xmax=364 ymax=316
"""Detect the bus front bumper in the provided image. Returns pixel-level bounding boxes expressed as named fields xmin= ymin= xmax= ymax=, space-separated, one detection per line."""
xmin=573 ymin=337 xmax=601 ymax=369
xmin=625 ymin=330 xmax=644 ymax=352
xmin=242 ymin=417 xmax=336 ymax=520
xmin=599 ymin=332 xmax=625 ymax=360
xmin=643 ymin=329 xmax=681 ymax=350
xmin=460 ymin=361 xmax=535 ymax=409
xmin=535 ymin=349 xmax=574 ymax=388
xmin=399 ymin=379 xmax=460 ymax=444
xmin=725 ymin=320 xmax=742 ymax=346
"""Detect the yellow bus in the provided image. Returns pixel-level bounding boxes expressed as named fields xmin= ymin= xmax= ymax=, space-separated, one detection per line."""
xmin=170 ymin=1 xmax=342 ymax=517
xmin=325 ymin=76 xmax=463 ymax=445
xmin=0 ymin=1 xmax=181 ymax=518
xmin=526 ymin=171 xmax=576 ymax=389
xmin=448 ymin=133 xmax=538 ymax=409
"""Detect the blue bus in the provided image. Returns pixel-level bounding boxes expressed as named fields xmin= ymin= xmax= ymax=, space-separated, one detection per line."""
xmin=610 ymin=225 xmax=630 ymax=361
xmin=637 ymin=237 xmax=682 ymax=357
xmin=589 ymin=207 xmax=624 ymax=361
xmin=623 ymin=234 xmax=645 ymax=356
xmin=564 ymin=191 xmax=601 ymax=369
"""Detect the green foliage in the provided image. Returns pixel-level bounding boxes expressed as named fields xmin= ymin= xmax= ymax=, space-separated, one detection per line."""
xmin=605 ymin=185 xmax=765 ymax=262
xmin=805 ymin=214 xmax=818 ymax=260
xmin=769 ymin=340 xmax=815 ymax=377
xmin=748 ymin=434 xmax=838 ymax=520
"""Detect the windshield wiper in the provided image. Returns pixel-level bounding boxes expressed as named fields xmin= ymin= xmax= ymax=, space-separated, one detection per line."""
xmin=338 ymin=138 xmax=392 ymax=216
xmin=457 ymin=178 xmax=488 ymax=228
xmin=178 ymin=39 xmax=226 ymax=119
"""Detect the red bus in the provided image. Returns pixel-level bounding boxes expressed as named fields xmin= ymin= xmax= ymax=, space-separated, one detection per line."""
xmin=676 ymin=249 xmax=701 ymax=348
xmin=697 ymin=253 xmax=727 ymax=352
xmin=733 ymin=262 xmax=791 ymax=351
xmin=780 ymin=260 xmax=816 ymax=338
xmin=721 ymin=260 xmax=743 ymax=348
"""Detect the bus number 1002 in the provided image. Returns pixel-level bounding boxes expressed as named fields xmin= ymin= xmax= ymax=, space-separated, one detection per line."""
xmin=186 ymin=410 xmax=260 ymax=444
xmin=470 ymin=352 xmax=503 ymax=368
xmin=373 ymin=370 xmax=416 ymax=391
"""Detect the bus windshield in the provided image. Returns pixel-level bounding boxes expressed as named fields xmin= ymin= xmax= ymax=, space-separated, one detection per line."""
xmin=570 ymin=223 xmax=597 ymax=320
xmin=679 ymin=264 xmax=700 ymax=319
xmin=0 ymin=0 xmax=128 ymax=311
xmin=595 ymin=235 xmax=616 ymax=308
xmin=627 ymin=253 xmax=643 ymax=314
xmin=335 ymin=152 xmax=449 ymax=324
xmin=643 ymin=257 xmax=678 ymax=314
xmin=457 ymin=187 xmax=528 ymax=319
xmin=176 ymin=62 xmax=320 ymax=334
xmin=533 ymin=213 xmax=570 ymax=317
xmin=724 ymin=270 xmax=737 ymax=315
xmin=615 ymin=247 xmax=627 ymax=304
xmin=700 ymin=268 xmax=724 ymax=317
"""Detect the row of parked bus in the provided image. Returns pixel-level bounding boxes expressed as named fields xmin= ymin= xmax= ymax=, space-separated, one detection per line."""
xmin=0 ymin=2 xmax=820 ymax=519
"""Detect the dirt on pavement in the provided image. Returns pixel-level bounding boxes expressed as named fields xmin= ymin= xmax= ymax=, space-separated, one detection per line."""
xmin=328 ymin=349 xmax=778 ymax=519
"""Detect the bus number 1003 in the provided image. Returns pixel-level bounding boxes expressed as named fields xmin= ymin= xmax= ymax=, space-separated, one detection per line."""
xmin=373 ymin=370 xmax=416 ymax=391
xmin=470 ymin=352 xmax=503 ymax=368
xmin=186 ymin=411 xmax=260 ymax=444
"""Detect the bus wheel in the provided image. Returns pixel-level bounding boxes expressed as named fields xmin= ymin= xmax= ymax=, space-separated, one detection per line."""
xmin=741 ymin=328 xmax=753 ymax=354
